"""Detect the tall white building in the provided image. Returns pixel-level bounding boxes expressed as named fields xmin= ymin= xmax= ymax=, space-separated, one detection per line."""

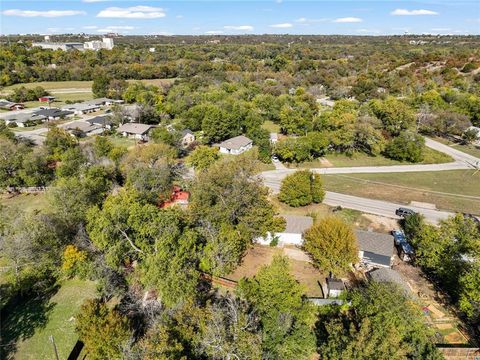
xmin=102 ymin=37 xmax=114 ymax=50
xmin=83 ymin=37 xmax=114 ymax=51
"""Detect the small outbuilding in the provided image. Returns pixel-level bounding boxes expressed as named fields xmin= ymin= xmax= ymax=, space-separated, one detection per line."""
xmin=218 ymin=135 xmax=253 ymax=155
xmin=38 ymin=96 xmax=55 ymax=103
xmin=327 ymin=278 xmax=345 ymax=298
xmin=181 ymin=129 xmax=196 ymax=147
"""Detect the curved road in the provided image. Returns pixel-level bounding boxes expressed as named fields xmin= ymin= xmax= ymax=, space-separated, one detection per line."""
xmin=262 ymin=138 xmax=479 ymax=224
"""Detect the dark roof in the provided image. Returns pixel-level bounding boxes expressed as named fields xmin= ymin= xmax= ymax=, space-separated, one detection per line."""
xmin=86 ymin=115 xmax=112 ymax=126
xmin=218 ymin=135 xmax=252 ymax=150
xmin=356 ymin=230 xmax=394 ymax=258
xmin=362 ymin=252 xmax=392 ymax=267
xmin=327 ymin=278 xmax=345 ymax=291
xmin=33 ymin=108 xmax=73 ymax=117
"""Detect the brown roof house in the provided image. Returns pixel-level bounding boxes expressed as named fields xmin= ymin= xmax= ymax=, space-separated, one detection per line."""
xmin=117 ymin=123 xmax=155 ymax=141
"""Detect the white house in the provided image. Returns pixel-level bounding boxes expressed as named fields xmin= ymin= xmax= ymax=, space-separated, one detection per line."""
xmin=218 ymin=135 xmax=253 ymax=155
xmin=117 ymin=123 xmax=155 ymax=141
xmin=256 ymin=215 xmax=313 ymax=247
xmin=62 ymin=103 xmax=100 ymax=115
xmin=356 ymin=230 xmax=395 ymax=269
xmin=61 ymin=121 xmax=104 ymax=137
xmin=3 ymin=113 xmax=46 ymax=127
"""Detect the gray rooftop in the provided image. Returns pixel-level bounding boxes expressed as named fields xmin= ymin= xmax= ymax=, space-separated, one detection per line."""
xmin=218 ymin=135 xmax=252 ymax=150
xmin=117 ymin=123 xmax=154 ymax=135
xmin=327 ymin=278 xmax=345 ymax=291
xmin=86 ymin=115 xmax=112 ymax=126
xmin=368 ymin=268 xmax=412 ymax=295
xmin=3 ymin=113 xmax=46 ymax=123
xmin=356 ymin=230 xmax=394 ymax=258
xmin=62 ymin=121 xmax=101 ymax=133
xmin=282 ymin=215 xmax=313 ymax=234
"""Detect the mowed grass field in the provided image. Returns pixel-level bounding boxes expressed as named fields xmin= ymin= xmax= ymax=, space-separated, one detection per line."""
xmin=294 ymin=147 xmax=453 ymax=169
xmin=3 ymin=78 xmax=177 ymax=91
xmin=3 ymin=279 xmax=97 ymax=360
xmin=0 ymin=193 xmax=48 ymax=213
xmin=322 ymin=170 xmax=480 ymax=214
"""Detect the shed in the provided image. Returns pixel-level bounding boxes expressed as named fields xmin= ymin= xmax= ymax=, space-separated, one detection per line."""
xmin=327 ymin=278 xmax=345 ymax=298
xmin=181 ymin=129 xmax=196 ymax=147
xmin=38 ymin=96 xmax=55 ymax=102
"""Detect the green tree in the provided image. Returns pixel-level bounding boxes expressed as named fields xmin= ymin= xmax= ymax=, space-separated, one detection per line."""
xmin=304 ymin=216 xmax=358 ymax=276
xmin=369 ymin=97 xmax=415 ymax=135
xmin=19 ymin=148 xmax=54 ymax=187
xmin=45 ymin=127 xmax=77 ymax=159
xmin=76 ymin=299 xmax=130 ymax=360
xmin=318 ymin=282 xmax=442 ymax=360
xmin=93 ymin=136 xmax=114 ymax=158
xmin=384 ymin=131 xmax=425 ymax=163
xmin=186 ymin=145 xmax=219 ymax=171
xmin=278 ymin=170 xmax=325 ymax=207
xmin=92 ymin=72 xmax=112 ymax=98
xmin=125 ymin=165 xmax=173 ymax=204
xmin=238 ymin=256 xmax=316 ymax=359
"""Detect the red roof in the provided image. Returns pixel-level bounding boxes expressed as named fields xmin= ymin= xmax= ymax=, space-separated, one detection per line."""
xmin=159 ymin=186 xmax=190 ymax=208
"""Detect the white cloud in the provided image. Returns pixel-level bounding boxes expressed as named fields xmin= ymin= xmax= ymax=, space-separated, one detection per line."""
xmin=391 ymin=9 xmax=438 ymax=16
xmin=295 ymin=17 xmax=328 ymax=24
xmin=176 ymin=15 xmax=183 ymax=19
xmin=97 ymin=6 xmax=165 ymax=19
xmin=83 ymin=25 xmax=98 ymax=30
xmin=97 ymin=25 xmax=135 ymax=33
xmin=2 ymin=9 xmax=86 ymax=17
xmin=205 ymin=30 xmax=224 ymax=35
xmin=356 ymin=28 xmax=380 ymax=34
xmin=334 ymin=17 xmax=363 ymax=23
xmin=224 ymin=25 xmax=254 ymax=31
xmin=269 ymin=23 xmax=293 ymax=28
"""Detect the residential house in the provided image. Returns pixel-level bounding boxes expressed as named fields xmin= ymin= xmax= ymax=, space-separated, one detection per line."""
xmin=327 ymin=278 xmax=345 ymax=298
xmin=256 ymin=214 xmax=313 ymax=247
xmin=181 ymin=129 xmax=196 ymax=147
xmin=38 ymin=96 xmax=55 ymax=102
xmin=84 ymin=98 xmax=124 ymax=107
xmin=160 ymin=186 xmax=190 ymax=208
xmin=85 ymin=115 xmax=113 ymax=130
xmin=218 ymin=135 xmax=253 ymax=155
xmin=117 ymin=123 xmax=155 ymax=141
xmin=62 ymin=103 xmax=100 ymax=115
xmin=61 ymin=121 xmax=103 ymax=136
xmin=3 ymin=113 xmax=47 ymax=127
xmin=33 ymin=108 xmax=74 ymax=121
xmin=0 ymin=99 xmax=25 ymax=111
xmin=356 ymin=230 xmax=395 ymax=268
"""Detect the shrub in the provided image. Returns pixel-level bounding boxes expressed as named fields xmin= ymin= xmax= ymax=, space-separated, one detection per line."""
xmin=384 ymin=131 xmax=425 ymax=163
xmin=278 ymin=170 xmax=325 ymax=207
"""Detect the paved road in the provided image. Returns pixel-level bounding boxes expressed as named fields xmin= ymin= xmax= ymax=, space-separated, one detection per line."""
xmin=262 ymin=137 xmax=479 ymax=223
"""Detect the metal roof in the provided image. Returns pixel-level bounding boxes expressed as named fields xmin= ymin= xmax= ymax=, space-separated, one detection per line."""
xmin=218 ymin=135 xmax=252 ymax=150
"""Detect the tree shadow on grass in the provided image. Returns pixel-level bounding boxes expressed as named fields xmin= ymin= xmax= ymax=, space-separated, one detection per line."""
xmin=0 ymin=283 xmax=59 ymax=359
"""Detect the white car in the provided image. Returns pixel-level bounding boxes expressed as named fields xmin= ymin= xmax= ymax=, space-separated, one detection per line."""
xmin=271 ymin=155 xmax=279 ymax=163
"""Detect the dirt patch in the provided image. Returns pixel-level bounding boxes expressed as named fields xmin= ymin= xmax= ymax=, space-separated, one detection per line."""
xmin=283 ymin=247 xmax=311 ymax=262
xmin=318 ymin=157 xmax=333 ymax=167
xmin=362 ymin=214 xmax=400 ymax=232
xmin=225 ymin=245 xmax=324 ymax=297
xmin=444 ymin=332 xmax=466 ymax=344
xmin=436 ymin=323 xmax=453 ymax=330
xmin=428 ymin=304 xmax=446 ymax=319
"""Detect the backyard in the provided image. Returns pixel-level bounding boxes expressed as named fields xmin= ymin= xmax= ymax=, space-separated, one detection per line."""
xmin=1 ymin=279 xmax=97 ymax=360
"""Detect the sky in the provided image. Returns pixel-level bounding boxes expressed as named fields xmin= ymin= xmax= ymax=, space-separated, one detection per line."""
xmin=1 ymin=0 xmax=479 ymax=36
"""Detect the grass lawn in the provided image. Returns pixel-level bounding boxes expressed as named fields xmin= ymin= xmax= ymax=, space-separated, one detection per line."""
xmin=0 ymin=193 xmax=48 ymax=213
xmin=3 ymin=78 xmax=177 ymax=92
xmin=322 ymin=170 xmax=480 ymax=215
xmin=261 ymin=120 xmax=280 ymax=133
xmin=429 ymin=136 xmax=480 ymax=159
xmin=107 ymin=135 xmax=137 ymax=148
xmin=294 ymin=148 xmax=453 ymax=169
xmin=4 ymin=279 xmax=97 ymax=360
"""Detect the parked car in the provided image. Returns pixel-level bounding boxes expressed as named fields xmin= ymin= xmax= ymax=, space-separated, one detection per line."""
xmin=392 ymin=229 xmax=407 ymax=246
xmin=271 ymin=155 xmax=279 ymax=163
xmin=395 ymin=207 xmax=416 ymax=217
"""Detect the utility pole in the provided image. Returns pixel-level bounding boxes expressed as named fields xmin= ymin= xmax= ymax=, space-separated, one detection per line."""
xmin=49 ymin=335 xmax=60 ymax=360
